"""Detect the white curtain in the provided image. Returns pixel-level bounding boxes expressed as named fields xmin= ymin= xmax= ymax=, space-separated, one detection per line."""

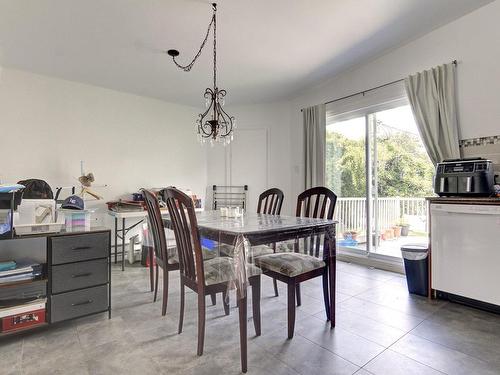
xmin=303 ymin=104 xmax=326 ymax=189
xmin=404 ymin=63 xmax=461 ymax=165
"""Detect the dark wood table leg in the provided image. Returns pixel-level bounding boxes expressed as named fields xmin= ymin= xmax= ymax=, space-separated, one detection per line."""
xmin=238 ymin=295 xmax=248 ymax=373
xmin=122 ymin=218 xmax=125 ymax=271
xmin=327 ymin=225 xmax=336 ymax=328
xmin=114 ymin=217 xmax=118 ymax=264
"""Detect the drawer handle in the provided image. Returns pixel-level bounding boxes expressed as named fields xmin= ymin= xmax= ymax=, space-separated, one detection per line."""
xmin=71 ymin=299 xmax=93 ymax=307
xmin=71 ymin=272 xmax=92 ymax=278
xmin=72 ymin=246 xmax=91 ymax=251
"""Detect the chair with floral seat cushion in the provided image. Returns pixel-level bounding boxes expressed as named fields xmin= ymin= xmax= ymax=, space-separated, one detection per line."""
xmin=163 ymin=187 xmax=262 ymax=357
xmin=166 ymin=244 xmax=217 ymax=265
xmin=254 ymin=186 xmax=337 ymax=339
xmin=203 ymin=257 xmax=262 ymax=286
xmin=218 ymin=244 xmax=274 ymax=259
xmin=253 ymin=253 xmax=325 ymax=277
xmin=142 ymin=189 xmax=218 ymax=315
xmin=219 ymin=188 xmax=284 ymax=296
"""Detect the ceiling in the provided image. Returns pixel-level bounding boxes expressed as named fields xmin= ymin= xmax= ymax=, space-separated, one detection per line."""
xmin=0 ymin=0 xmax=493 ymax=106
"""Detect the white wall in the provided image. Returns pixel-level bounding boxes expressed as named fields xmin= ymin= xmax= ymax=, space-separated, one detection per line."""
xmin=206 ymin=101 xmax=294 ymax=214
xmin=289 ymin=0 xmax=500 ymax=200
xmin=0 ymin=67 xmax=207 ymax=227
xmin=2 ymin=0 xmax=498 ymax=224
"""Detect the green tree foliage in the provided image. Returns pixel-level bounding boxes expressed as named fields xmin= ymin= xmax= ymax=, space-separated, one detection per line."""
xmin=326 ymin=128 xmax=434 ymax=198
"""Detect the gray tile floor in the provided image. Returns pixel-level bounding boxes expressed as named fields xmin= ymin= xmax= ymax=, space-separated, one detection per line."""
xmin=2 ymin=261 xmax=500 ymax=375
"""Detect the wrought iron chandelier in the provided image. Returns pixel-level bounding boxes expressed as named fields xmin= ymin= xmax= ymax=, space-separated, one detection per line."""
xmin=167 ymin=3 xmax=235 ymax=145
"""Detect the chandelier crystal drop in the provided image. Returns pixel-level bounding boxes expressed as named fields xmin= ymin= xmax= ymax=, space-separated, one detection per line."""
xmin=167 ymin=3 xmax=235 ymax=145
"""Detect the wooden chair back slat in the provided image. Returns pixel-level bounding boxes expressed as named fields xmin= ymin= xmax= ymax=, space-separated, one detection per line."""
xmin=142 ymin=189 xmax=168 ymax=265
xmin=296 ymin=187 xmax=337 ymax=220
xmin=257 ymin=188 xmax=284 ymax=215
xmin=295 ymin=187 xmax=337 ymax=258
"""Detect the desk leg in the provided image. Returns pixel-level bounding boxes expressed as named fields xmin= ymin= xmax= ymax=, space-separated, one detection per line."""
xmin=114 ymin=218 xmax=118 ymax=264
xmin=238 ymin=295 xmax=248 ymax=373
xmin=122 ymin=218 xmax=125 ymax=271
xmin=108 ymin=234 xmax=112 ymax=319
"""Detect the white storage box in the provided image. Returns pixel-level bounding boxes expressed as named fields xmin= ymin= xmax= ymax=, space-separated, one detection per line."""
xmin=58 ymin=209 xmax=92 ymax=232
xmin=14 ymin=199 xmax=63 ymax=235
xmin=16 ymin=199 xmax=56 ymax=225
xmin=14 ymin=215 xmax=64 ymax=235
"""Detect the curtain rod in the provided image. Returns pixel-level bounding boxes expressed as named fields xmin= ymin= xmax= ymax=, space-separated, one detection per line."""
xmin=301 ymin=59 xmax=457 ymax=112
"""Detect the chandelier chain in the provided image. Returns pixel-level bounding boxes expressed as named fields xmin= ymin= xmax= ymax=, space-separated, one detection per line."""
xmin=171 ymin=7 xmax=216 ymax=73
xmin=213 ymin=6 xmax=216 ymax=90
xmin=167 ymin=3 xmax=233 ymax=143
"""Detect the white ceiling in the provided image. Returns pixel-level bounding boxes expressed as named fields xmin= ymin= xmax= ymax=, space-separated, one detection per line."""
xmin=0 ymin=0 xmax=493 ymax=106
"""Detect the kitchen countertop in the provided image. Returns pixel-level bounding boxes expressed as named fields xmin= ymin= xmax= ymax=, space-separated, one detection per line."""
xmin=427 ymin=196 xmax=500 ymax=205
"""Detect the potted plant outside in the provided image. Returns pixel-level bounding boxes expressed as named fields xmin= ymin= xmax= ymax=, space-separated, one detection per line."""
xmin=343 ymin=230 xmax=359 ymax=241
xmin=398 ymin=219 xmax=410 ymax=236
xmin=392 ymin=225 xmax=402 ymax=238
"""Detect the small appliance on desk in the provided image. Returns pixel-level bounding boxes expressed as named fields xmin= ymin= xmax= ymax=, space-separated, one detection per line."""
xmin=434 ymin=158 xmax=495 ymax=196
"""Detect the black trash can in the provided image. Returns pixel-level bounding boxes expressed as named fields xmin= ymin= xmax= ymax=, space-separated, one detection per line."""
xmin=401 ymin=244 xmax=429 ymax=297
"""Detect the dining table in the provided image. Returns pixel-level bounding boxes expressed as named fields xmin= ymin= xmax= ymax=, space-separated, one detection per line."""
xmin=163 ymin=210 xmax=337 ymax=373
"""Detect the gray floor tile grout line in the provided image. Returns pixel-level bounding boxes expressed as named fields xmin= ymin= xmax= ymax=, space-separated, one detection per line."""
xmin=20 ymin=337 xmax=25 ymax=374
xmin=250 ymin=325 xmax=323 ymax=375
xmin=307 ymin=312 xmax=398 ymax=349
xmin=74 ymin=325 xmax=90 ymax=373
xmin=293 ymin=330 xmax=363 ymax=371
xmin=332 ymin=306 xmax=406 ymax=332
xmin=396 ymin=300 xmax=499 ymax=372
xmin=347 ymin=287 xmax=442 ymax=320
xmin=336 ymin=269 xmax=399 ymax=283
xmin=17 ymin=263 xmax=497 ymax=375
xmin=266 ymin=351 xmax=302 ymax=375
xmin=307 ymin=307 xmax=437 ymax=373
xmin=357 ymin=347 xmax=390 ymax=374
xmin=378 ymin=306 xmax=455 ymax=375
xmin=335 ymin=269 xmax=453 ymax=374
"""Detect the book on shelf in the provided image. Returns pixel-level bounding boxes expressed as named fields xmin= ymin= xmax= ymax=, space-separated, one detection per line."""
xmin=0 ymin=272 xmax=42 ymax=284
xmin=0 ymin=260 xmax=42 ymax=280
xmin=0 ymin=261 xmax=16 ymax=272
xmin=0 ymin=298 xmax=46 ymax=319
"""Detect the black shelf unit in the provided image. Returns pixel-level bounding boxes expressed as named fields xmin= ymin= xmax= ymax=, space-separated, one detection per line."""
xmin=0 ymin=229 xmax=111 ymax=336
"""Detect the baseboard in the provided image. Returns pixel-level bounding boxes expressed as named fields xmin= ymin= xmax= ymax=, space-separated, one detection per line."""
xmin=337 ymin=251 xmax=404 ymax=274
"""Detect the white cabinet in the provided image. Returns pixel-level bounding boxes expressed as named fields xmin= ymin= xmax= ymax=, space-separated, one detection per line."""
xmin=431 ymin=203 xmax=500 ymax=306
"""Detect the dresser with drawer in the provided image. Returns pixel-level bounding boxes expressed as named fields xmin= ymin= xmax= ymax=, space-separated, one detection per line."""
xmin=0 ymin=228 xmax=111 ymax=337
xmin=48 ymin=230 xmax=111 ymax=323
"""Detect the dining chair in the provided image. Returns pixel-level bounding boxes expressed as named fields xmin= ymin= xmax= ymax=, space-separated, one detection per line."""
xmin=142 ymin=189 xmax=218 ymax=315
xmin=163 ymin=187 xmax=262 ymax=356
xmin=220 ymin=188 xmax=284 ymax=296
xmin=142 ymin=188 xmax=181 ymax=316
xmin=255 ymin=188 xmax=284 ymax=297
xmin=254 ymin=186 xmax=337 ymax=339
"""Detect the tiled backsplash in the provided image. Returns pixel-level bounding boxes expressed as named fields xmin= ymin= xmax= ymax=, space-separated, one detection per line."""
xmin=460 ymin=135 xmax=500 ymax=174
xmin=459 ymin=135 xmax=500 ymax=148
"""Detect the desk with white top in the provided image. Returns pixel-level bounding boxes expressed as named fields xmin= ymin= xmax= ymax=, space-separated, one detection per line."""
xmin=107 ymin=208 xmax=203 ymax=271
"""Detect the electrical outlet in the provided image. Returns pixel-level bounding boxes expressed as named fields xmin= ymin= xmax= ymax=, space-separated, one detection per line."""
xmin=93 ymin=215 xmax=104 ymax=227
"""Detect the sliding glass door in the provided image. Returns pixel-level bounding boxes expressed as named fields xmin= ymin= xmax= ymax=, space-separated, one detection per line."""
xmin=326 ymin=102 xmax=433 ymax=259
xmin=326 ymin=116 xmax=368 ymax=252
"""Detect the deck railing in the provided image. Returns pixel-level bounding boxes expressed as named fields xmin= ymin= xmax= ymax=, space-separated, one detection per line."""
xmin=335 ymin=197 xmax=427 ymax=235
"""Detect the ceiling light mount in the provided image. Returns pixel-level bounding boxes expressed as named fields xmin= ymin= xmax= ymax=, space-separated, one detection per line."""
xmin=166 ymin=49 xmax=179 ymax=57
xmin=166 ymin=2 xmax=235 ymax=145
